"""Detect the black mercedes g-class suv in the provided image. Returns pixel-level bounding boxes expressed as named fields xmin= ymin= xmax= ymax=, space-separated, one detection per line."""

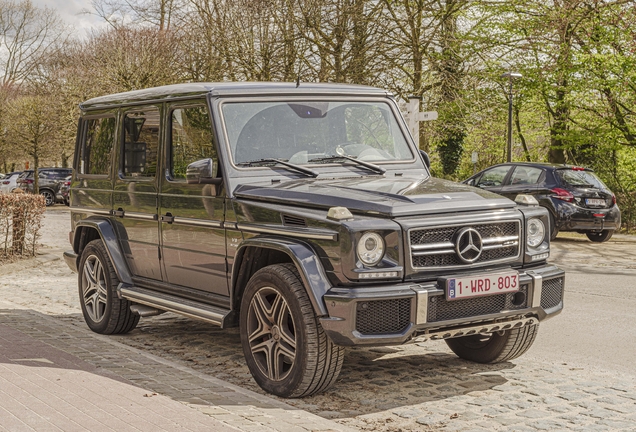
xmin=63 ymin=83 xmax=565 ymax=398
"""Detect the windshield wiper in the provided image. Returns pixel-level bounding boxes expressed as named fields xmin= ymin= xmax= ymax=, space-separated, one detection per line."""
xmin=237 ymin=158 xmax=318 ymax=178
xmin=308 ymin=154 xmax=386 ymax=175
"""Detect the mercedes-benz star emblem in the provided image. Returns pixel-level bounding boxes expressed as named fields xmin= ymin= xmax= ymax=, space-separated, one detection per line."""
xmin=454 ymin=227 xmax=483 ymax=263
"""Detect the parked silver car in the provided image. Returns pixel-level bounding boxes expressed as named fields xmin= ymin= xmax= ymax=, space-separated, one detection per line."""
xmin=0 ymin=172 xmax=21 ymax=194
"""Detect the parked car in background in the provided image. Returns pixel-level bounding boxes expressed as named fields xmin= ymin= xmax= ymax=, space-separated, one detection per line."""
xmin=16 ymin=168 xmax=73 ymax=206
xmin=59 ymin=175 xmax=71 ymax=205
xmin=464 ymin=163 xmax=621 ymax=242
xmin=0 ymin=172 xmax=22 ymax=194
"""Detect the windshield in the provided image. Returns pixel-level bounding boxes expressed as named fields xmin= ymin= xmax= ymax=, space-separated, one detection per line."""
xmin=557 ymin=169 xmax=607 ymax=189
xmin=221 ymin=100 xmax=413 ymax=166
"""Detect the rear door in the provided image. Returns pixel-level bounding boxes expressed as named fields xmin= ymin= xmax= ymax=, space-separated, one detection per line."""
xmin=159 ymin=102 xmax=228 ymax=297
xmin=499 ymin=165 xmax=544 ymax=201
xmin=112 ymin=106 xmax=163 ymax=281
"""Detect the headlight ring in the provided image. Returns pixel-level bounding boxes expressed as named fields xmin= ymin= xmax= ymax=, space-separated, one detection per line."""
xmin=527 ymin=218 xmax=545 ymax=248
xmin=357 ymin=232 xmax=385 ymax=266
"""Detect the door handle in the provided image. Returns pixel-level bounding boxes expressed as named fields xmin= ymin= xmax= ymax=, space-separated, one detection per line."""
xmin=161 ymin=213 xmax=174 ymax=224
xmin=112 ymin=208 xmax=125 ymax=217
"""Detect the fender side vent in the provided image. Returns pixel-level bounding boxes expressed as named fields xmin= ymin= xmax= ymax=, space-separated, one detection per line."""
xmin=282 ymin=215 xmax=307 ymax=227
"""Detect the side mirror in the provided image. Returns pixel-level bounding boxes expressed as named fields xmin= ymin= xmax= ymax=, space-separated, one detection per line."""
xmin=419 ymin=150 xmax=430 ymax=169
xmin=186 ymin=158 xmax=221 ymax=184
xmin=466 ymin=178 xmax=475 ymax=186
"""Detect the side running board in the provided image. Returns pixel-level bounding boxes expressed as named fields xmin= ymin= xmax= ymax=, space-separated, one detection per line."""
xmin=118 ymin=285 xmax=231 ymax=328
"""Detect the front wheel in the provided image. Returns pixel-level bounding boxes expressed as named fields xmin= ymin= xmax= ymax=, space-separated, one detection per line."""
xmin=239 ymin=263 xmax=345 ymax=398
xmin=40 ymin=190 xmax=55 ymax=206
xmin=586 ymin=230 xmax=613 ymax=243
xmin=78 ymin=239 xmax=139 ymax=334
xmin=445 ymin=324 xmax=538 ymax=363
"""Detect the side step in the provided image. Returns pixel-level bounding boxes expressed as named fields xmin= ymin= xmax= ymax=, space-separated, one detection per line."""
xmin=119 ymin=285 xmax=231 ymax=328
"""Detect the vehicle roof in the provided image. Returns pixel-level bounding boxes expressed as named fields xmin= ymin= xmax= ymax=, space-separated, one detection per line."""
xmin=80 ymin=82 xmax=391 ymax=110
xmin=486 ymin=162 xmax=594 ymax=171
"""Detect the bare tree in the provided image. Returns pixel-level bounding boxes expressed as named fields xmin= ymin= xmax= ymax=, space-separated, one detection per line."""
xmin=6 ymin=94 xmax=56 ymax=193
xmin=90 ymin=0 xmax=181 ymax=30
xmin=0 ymin=0 xmax=65 ymax=90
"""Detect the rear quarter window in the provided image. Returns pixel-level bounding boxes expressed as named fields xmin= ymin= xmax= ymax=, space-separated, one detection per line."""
xmin=557 ymin=170 xmax=606 ymax=189
xmin=81 ymin=117 xmax=116 ymax=176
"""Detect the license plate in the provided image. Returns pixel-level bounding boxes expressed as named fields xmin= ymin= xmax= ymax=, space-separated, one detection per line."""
xmin=586 ymin=198 xmax=605 ymax=207
xmin=446 ymin=271 xmax=519 ymax=300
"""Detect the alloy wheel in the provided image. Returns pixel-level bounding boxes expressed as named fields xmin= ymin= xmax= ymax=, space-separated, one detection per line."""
xmin=247 ymin=287 xmax=297 ymax=381
xmin=81 ymin=254 xmax=108 ymax=323
xmin=40 ymin=190 xmax=54 ymax=206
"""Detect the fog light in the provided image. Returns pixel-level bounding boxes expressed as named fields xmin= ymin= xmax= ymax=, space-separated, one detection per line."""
xmin=531 ymin=252 xmax=549 ymax=261
xmin=359 ymin=271 xmax=398 ymax=279
xmin=512 ymin=291 xmax=526 ymax=306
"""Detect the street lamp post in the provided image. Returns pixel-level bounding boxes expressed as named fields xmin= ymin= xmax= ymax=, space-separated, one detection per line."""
xmin=502 ymin=72 xmax=522 ymax=162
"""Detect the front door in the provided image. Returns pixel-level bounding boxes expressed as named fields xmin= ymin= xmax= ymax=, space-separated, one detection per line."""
xmin=474 ymin=165 xmax=512 ymax=195
xmin=113 ymin=106 xmax=162 ymax=281
xmin=159 ymin=103 xmax=228 ymax=297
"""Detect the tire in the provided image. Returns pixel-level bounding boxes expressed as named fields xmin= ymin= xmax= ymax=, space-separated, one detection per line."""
xmin=78 ymin=239 xmax=139 ymax=334
xmin=586 ymin=230 xmax=613 ymax=243
xmin=445 ymin=324 xmax=538 ymax=363
xmin=239 ymin=263 xmax=345 ymax=398
xmin=40 ymin=190 xmax=55 ymax=206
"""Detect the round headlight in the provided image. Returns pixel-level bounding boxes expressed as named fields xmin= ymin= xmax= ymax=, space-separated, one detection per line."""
xmin=527 ymin=219 xmax=545 ymax=248
xmin=357 ymin=232 xmax=385 ymax=266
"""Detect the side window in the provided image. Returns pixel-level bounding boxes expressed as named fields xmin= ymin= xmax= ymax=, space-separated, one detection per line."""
xmin=170 ymin=106 xmax=216 ymax=180
xmin=510 ymin=166 xmax=543 ymax=185
xmin=81 ymin=117 xmax=115 ymax=176
xmin=476 ymin=166 xmax=510 ymax=187
xmin=122 ymin=108 xmax=160 ymax=178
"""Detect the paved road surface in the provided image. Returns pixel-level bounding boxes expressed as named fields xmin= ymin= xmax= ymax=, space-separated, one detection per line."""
xmin=0 ymin=206 xmax=634 ymax=431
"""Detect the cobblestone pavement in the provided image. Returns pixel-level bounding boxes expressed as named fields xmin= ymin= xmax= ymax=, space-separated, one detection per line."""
xmin=1 ymin=207 xmax=635 ymax=431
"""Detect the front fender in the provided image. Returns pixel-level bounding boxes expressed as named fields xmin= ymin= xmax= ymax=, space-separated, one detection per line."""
xmin=74 ymin=218 xmax=133 ymax=285
xmin=232 ymin=237 xmax=331 ymax=316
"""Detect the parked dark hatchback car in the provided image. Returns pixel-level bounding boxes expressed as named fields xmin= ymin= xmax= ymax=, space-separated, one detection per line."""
xmin=464 ymin=163 xmax=620 ymax=242
xmin=17 ymin=168 xmax=73 ymax=206
xmin=63 ymin=83 xmax=564 ymax=398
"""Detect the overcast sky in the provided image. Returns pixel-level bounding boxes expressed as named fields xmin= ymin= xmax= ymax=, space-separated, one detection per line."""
xmin=35 ymin=0 xmax=107 ymax=36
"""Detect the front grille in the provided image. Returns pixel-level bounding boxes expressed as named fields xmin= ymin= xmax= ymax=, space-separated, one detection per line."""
xmin=355 ymin=298 xmax=411 ymax=335
xmin=428 ymin=284 xmax=528 ymax=322
xmin=413 ymin=246 xmax=518 ymax=268
xmin=410 ymin=221 xmax=520 ymax=270
xmin=541 ymin=277 xmax=564 ymax=309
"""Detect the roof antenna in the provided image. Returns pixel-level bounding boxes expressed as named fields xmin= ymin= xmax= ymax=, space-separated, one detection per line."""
xmin=296 ymin=74 xmax=300 ymax=88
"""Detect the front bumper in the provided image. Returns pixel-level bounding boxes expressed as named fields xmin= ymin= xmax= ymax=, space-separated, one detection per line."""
xmin=319 ymin=263 xmax=565 ymax=346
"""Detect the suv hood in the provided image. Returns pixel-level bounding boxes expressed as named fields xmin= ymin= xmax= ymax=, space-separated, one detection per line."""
xmin=234 ymin=175 xmax=516 ymax=217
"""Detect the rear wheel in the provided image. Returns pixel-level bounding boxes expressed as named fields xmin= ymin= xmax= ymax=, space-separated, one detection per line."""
xmin=586 ymin=230 xmax=613 ymax=243
xmin=445 ymin=324 xmax=538 ymax=363
xmin=40 ymin=190 xmax=55 ymax=206
xmin=240 ymin=263 xmax=345 ymax=398
xmin=78 ymin=239 xmax=139 ymax=334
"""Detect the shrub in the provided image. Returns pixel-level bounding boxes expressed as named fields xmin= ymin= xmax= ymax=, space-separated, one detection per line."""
xmin=0 ymin=192 xmax=46 ymax=261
